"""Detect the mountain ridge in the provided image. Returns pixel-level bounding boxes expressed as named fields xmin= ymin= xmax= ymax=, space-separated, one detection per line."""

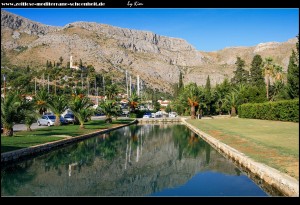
xmin=1 ymin=10 xmax=297 ymax=93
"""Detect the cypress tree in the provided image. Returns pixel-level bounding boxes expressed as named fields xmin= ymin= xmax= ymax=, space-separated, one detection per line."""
xmin=250 ymin=54 xmax=264 ymax=87
xmin=179 ymin=71 xmax=183 ymax=90
xmin=205 ymin=75 xmax=212 ymax=115
xmin=231 ymin=57 xmax=249 ymax=85
xmin=287 ymin=35 xmax=299 ymax=99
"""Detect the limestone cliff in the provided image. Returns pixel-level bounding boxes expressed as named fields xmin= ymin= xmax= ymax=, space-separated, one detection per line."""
xmin=1 ymin=10 xmax=297 ymax=93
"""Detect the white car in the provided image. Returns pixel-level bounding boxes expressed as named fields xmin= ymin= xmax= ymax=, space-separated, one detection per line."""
xmin=37 ymin=115 xmax=55 ymax=126
xmin=37 ymin=115 xmax=67 ymax=126
xmin=169 ymin=112 xmax=178 ymax=118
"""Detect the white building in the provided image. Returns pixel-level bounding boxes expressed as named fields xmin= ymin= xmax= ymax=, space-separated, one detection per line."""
xmin=70 ymin=56 xmax=80 ymax=70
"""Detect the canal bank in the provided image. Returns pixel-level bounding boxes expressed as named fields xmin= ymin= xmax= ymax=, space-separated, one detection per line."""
xmin=1 ymin=119 xmax=138 ymax=165
xmin=181 ymin=118 xmax=299 ymax=197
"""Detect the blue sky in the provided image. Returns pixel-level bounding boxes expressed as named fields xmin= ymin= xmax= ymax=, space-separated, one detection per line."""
xmin=3 ymin=8 xmax=299 ymax=51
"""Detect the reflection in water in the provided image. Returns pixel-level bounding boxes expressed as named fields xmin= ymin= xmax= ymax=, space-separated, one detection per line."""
xmin=1 ymin=124 xmax=268 ymax=196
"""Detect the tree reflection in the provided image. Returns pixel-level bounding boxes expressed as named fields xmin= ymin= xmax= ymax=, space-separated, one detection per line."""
xmin=1 ymin=161 xmax=36 ymax=195
xmin=172 ymin=126 xmax=210 ymax=161
xmin=96 ymin=133 xmax=120 ymax=160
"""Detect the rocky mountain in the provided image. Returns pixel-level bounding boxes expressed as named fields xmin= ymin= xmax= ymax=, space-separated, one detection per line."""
xmin=1 ymin=10 xmax=297 ymax=93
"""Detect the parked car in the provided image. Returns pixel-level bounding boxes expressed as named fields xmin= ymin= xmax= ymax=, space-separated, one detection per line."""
xmin=142 ymin=114 xmax=150 ymax=118
xmin=64 ymin=114 xmax=75 ymax=124
xmin=37 ymin=115 xmax=67 ymax=126
xmin=143 ymin=112 xmax=152 ymax=118
xmin=169 ymin=112 xmax=178 ymax=118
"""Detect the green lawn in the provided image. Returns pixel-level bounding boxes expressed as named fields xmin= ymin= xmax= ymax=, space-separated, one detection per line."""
xmin=186 ymin=118 xmax=299 ymax=179
xmin=1 ymin=119 xmax=134 ymax=153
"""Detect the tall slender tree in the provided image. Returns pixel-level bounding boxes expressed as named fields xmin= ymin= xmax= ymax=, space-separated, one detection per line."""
xmin=263 ymin=57 xmax=275 ymax=100
xmin=179 ymin=71 xmax=184 ymax=90
xmin=231 ymin=57 xmax=249 ymax=85
xmin=250 ymin=54 xmax=264 ymax=87
xmin=287 ymin=35 xmax=299 ymax=99
xmin=204 ymin=75 xmax=212 ymax=115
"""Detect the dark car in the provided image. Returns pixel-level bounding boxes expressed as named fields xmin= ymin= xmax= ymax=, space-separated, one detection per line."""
xmin=64 ymin=114 xmax=75 ymax=124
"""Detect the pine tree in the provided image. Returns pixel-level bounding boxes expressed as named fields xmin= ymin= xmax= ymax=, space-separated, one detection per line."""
xmin=231 ymin=57 xmax=249 ymax=85
xmin=250 ymin=54 xmax=264 ymax=87
xmin=287 ymin=35 xmax=299 ymax=99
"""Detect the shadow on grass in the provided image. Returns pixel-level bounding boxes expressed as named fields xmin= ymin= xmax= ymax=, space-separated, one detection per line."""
xmin=1 ymin=145 xmax=23 ymax=153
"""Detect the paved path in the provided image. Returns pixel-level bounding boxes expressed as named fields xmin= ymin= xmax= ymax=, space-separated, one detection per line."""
xmin=13 ymin=123 xmax=48 ymax=132
xmin=13 ymin=116 xmax=130 ymax=132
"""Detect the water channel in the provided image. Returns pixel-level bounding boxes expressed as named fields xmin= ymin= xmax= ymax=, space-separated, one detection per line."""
xmin=1 ymin=124 xmax=268 ymax=196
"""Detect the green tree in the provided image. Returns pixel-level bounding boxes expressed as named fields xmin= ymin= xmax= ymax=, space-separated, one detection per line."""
xmin=68 ymin=94 xmax=94 ymax=129
xmin=186 ymin=83 xmax=199 ymax=119
xmin=165 ymin=103 xmax=171 ymax=113
xmin=1 ymin=91 xmax=23 ymax=136
xmin=59 ymin=56 xmax=63 ymax=67
xmin=106 ymin=84 xmax=119 ymax=100
xmin=99 ymin=100 xmax=119 ymax=123
xmin=47 ymin=95 xmax=68 ymax=126
xmin=34 ymin=89 xmax=50 ymax=115
xmin=128 ymin=91 xmax=140 ymax=112
xmin=179 ymin=71 xmax=184 ymax=90
xmin=204 ymin=75 xmax=212 ymax=115
xmin=20 ymin=97 xmax=39 ymax=131
xmin=224 ymin=91 xmax=240 ymax=117
xmin=287 ymin=35 xmax=299 ymax=99
xmin=250 ymin=54 xmax=264 ymax=86
xmin=263 ymin=57 xmax=275 ymax=100
xmin=153 ymin=101 xmax=161 ymax=112
xmin=231 ymin=57 xmax=249 ymax=85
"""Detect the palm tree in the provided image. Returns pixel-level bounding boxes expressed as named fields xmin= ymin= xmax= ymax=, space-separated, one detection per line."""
xmin=1 ymin=91 xmax=22 ymax=136
xmin=99 ymin=100 xmax=119 ymax=123
xmin=224 ymin=91 xmax=240 ymax=117
xmin=271 ymin=65 xmax=286 ymax=101
xmin=106 ymin=84 xmax=119 ymax=100
xmin=20 ymin=96 xmax=39 ymax=131
xmin=47 ymin=95 xmax=68 ymax=126
xmin=186 ymin=83 xmax=199 ymax=119
xmin=263 ymin=57 xmax=275 ymax=100
xmin=68 ymin=94 xmax=94 ymax=129
xmin=128 ymin=91 xmax=140 ymax=113
xmin=34 ymin=89 xmax=49 ymax=115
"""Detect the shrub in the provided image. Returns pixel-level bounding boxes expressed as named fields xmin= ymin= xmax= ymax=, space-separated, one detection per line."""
xmin=238 ymin=99 xmax=299 ymax=122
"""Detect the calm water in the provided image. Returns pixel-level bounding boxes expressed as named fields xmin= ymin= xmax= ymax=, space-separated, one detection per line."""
xmin=1 ymin=124 xmax=268 ymax=196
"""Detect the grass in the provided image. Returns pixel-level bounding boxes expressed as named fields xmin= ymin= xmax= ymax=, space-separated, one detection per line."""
xmin=186 ymin=118 xmax=299 ymax=179
xmin=1 ymin=119 xmax=134 ymax=153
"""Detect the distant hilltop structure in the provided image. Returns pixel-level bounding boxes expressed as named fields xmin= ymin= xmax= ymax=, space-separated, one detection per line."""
xmin=70 ymin=56 xmax=80 ymax=70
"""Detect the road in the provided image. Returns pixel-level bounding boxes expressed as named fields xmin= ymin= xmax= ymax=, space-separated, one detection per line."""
xmin=13 ymin=123 xmax=48 ymax=132
xmin=13 ymin=115 xmax=127 ymax=132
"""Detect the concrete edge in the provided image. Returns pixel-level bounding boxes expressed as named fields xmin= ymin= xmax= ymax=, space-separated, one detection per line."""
xmin=1 ymin=119 xmax=138 ymax=164
xmin=181 ymin=118 xmax=299 ymax=197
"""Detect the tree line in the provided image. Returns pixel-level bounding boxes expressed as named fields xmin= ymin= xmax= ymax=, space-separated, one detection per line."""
xmin=171 ymin=36 xmax=299 ymax=118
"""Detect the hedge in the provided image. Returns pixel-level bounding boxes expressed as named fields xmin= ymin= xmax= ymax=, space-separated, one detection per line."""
xmin=238 ymin=99 xmax=299 ymax=122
